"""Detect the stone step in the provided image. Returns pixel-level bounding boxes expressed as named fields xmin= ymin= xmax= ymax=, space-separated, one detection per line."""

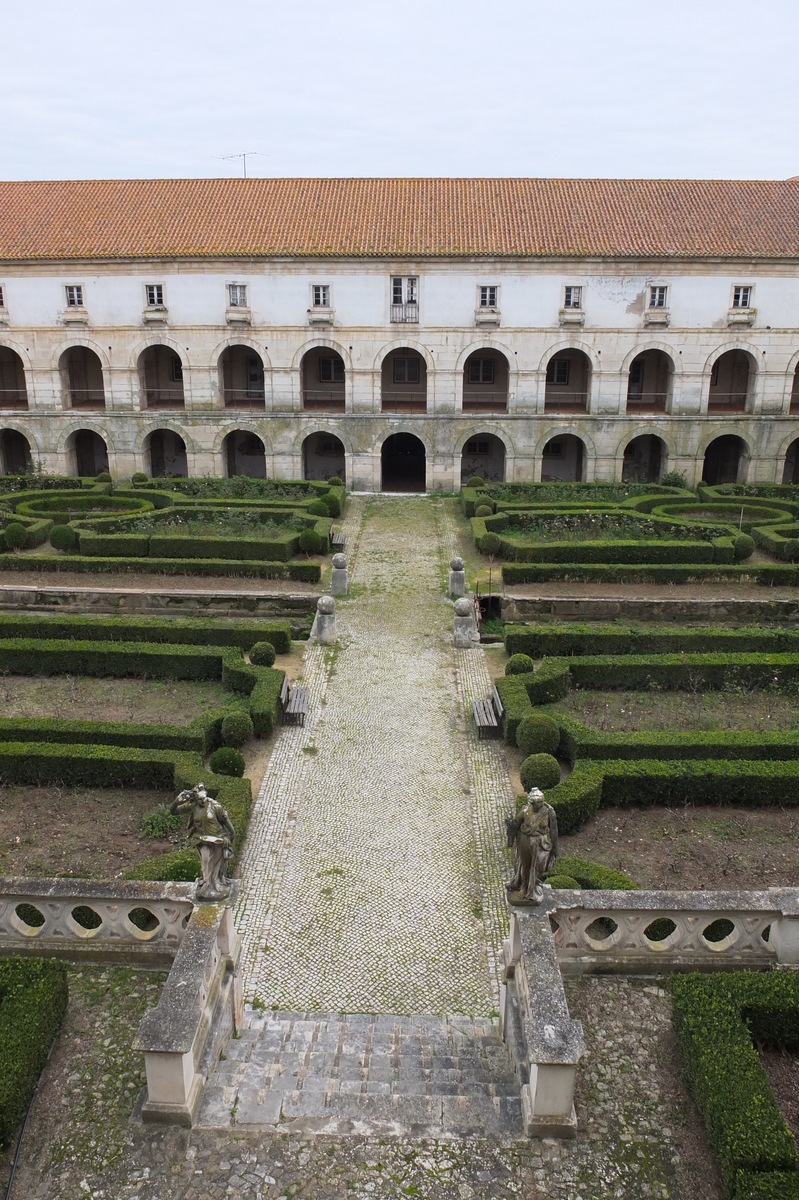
xmin=195 ymin=1010 xmax=523 ymax=1137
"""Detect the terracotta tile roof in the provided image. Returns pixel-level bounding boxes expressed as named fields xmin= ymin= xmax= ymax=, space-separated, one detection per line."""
xmin=1 ymin=178 xmax=798 ymax=261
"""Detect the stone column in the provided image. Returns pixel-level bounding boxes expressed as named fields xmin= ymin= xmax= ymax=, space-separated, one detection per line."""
xmin=453 ymin=596 xmax=479 ymax=648
xmin=331 ymin=553 xmax=348 ymax=596
xmin=448 ymin=556 xmax=466 ymax=597
xmin=313 ymin=595 xmax=337 ymax=644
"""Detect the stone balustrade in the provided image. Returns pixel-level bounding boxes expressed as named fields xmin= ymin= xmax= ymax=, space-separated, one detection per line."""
xmin=0 ymin=878 xmax=196 ymax=966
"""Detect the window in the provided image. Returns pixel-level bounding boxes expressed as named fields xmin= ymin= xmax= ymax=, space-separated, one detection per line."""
xmin=563 ymin=285 xmax=582 ymax=309
xmin=228 ymin=284 xmax=247 ymax=307
xmin=732 ymin=285 xmax=752 ymax=308
xmin=312 ymin=284 xmax=330 ymax=308
xmin=479 ymin=285 xmax=498 ymax=308
xmin=710 ymin=361 xmax=720 ymax=387
xmin=393 ymin=357 xmax=420 ymax=384
xmin=245 ymin=356 xmax=263 ymax=397
xmin=544 ymin=442 xmax=564 ymax=457
xmin=65 ymin=285 xmax=84 ymax=307
xmin=392 ymin=276 xmax=417 ymax=304
xmin=467 ymin=440 xmax=489 ymax=455
xmin=467 ymin=358 xmax=495 ymax=384
xmin=319 ymin=356 xmax=344 ymax=383
xmin=145 ymin=284 xmax=164 ymax=307
xmin=0 ymin=286 xmax=5 ymax=308
xmin=628 ymin=359 xmax=645 ymax=397
xmin=649 ymin=285 xmax=668 ymax=309
xmin=171 ymin=356 xmax=183 ymax=382
xmin=546 ymin=358 xmax=570 ymax=385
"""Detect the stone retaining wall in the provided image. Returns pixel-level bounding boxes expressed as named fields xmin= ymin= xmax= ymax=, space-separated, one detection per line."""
xmin=0 ymin=584 xmax=315 ymax=620
xmin=502 ymin=594 xmax=799 ymax=624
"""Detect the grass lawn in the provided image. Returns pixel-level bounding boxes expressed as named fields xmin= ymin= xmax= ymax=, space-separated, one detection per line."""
xmin=0 ymin=675 xmax=235 ymax=724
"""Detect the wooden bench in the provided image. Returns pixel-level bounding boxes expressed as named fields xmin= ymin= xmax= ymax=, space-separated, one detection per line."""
xmin=473 ymin=683 xmax=504 ymax=740
xmin=330 ymin=529 xmax=346 ymax=549
xmin=279 ymin=675 xmax=309 ymax=727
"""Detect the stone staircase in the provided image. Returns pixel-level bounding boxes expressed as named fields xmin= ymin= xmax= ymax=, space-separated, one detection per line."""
xmin=195 ymin=1010 xmax=522 ymax=1138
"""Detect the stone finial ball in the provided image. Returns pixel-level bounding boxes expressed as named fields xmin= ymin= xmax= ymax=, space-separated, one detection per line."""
xmin=332 ymin=553 xmax=348 ymax=570
xmin=450 ymin=556 xmax=464 ymax=571
xmin=317 ymin=595 xmax=336 ymax=615
xmin=453 ymin=597 xmax=473 ymax=616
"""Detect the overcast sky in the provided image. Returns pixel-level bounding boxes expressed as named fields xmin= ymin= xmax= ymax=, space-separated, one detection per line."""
xmin=2 ymin=0 xmax=796 ymax=181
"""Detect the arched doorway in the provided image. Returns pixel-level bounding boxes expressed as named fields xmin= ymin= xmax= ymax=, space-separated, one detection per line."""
xmin=460 ymin=433 xmax=506 ymax=484
xmin=622 ymin=435 xmax=666 ymax=483
xmin=626 ymin=350 xmax=673 ymax=413
xmin=702 ymin=435 xmax=748 ymax=485
xmin=60 ymin=347 xmax=105 ymax=410
xmin=144 ymin=429 xmax=187 ymax=477
xmin=381 ymin=349 xmax=427 ymax=413
xmin=791 ymin=365 xmax=799 ymax=414
xmin=544 ymin=350 xmax=590 ymax=412
xmin=66 ymin=429 xmax=108 ymax=477
xmin=707 ymin=350 xmax=754 ymax=413
xmin=542 ymin=435 xmax=585 ymax=481
xmin=0 ymin=348 xmax=28 ymax=410
xmin=301 ymin=348 xmax=345 ymax=413
xmin=302 ymin=433 xmax=345 ymax=482
xmin=783 ymin=439 xmax=799 ymax=484
xmin=223 ymin=430 xmax=266 ymax=478
xmin=381 ymin=433 xmax=426 ymax=492
xmin=139 ymin=346 xmax=185 ymax=409
xmin=0 ymin=429 xmax=31 ymax=474
xmin=462 ymin=351 xmax=509 ymax=414
xmin=219 ymin=347 xmax=265 ymax=410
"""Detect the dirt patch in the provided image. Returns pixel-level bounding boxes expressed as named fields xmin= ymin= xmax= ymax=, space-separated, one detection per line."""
xmin=561 ymin=805 xmax=799 ymax=889
xmin=2 ymin=785 xmax=179 ymax=878
xmin=0 ymin=674 xmax=235 ymax=724
xmin=561 ymin=687 xmax=799 ymax=732
xmin=759 ymin=1046 xmax=799 ymax=1141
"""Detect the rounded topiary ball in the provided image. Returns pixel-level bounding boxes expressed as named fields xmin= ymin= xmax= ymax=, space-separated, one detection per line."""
xmin=49 ymin=524 xmax=78 ymax=552
xmin=131 ymin=472 xmax=149 ymax=484
xmin=544 ymin=874 xmax=580 ymax=889
xmin=95 ymin=471 xmax=112 ymax=483
xmin=733 ymin=533 xmax=755 ymax=561
xmin=783 ymin=538 xmax=799 ymax=562
xmin=465 ymin=476 xmax=484 ymax=489
xmin=506 ymin=653 xmax=535 ymax=676
xmin=307 ymin=499 xmax=329 ymax=517
xmin=519 ymin=753 xmax=561 ymax=792
xmin=480 ymin=532 xmax=501 ymax=556
xmin=322 ymin=494 xmax=341 ymax=518
xmin=3 ymin=522 xmax=27 ymax=550
xmin=299 ymin=528 xmax=323 ymax=555
xmin=475 ymin=504 xmax=493 ymax=517
xmin=249 ymin=640 xmax=276 ymax=667
xmin=327 ymin=476 xmax=343 ymax=487
xmin=209 ymin=746 xmax=246 ymax=777
xmin=516 ymin=712 xmax=560 ymax=757
xmin=221 ymin=711 xmax=254 ymax=748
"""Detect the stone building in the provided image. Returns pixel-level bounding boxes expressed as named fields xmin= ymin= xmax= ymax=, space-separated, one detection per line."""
xmin=1 ymin=176 xmax=799 ymax=490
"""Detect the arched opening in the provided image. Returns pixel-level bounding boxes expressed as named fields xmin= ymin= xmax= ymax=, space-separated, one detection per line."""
xmin=301 ymin=348 xmax=345 ymax=413
xmin=622 ymin=435 xmax=666 ymax=483
xmin=783 ymin=439 xmax=799 ymax=484
xmin=381 ymin=349 xmax=427 ymax=413
xmin=144 ymin=429 xmax=187 ymax=478
xmin=626 ymin=350 xmax=673 ymax=413
xmin=219 ymin=346 xmax=264 ymax=410
xmin=223 ymin=431 xmax=266 ymax=478
xmin=544 ymin=349 xmax=590 ymax=412
xmin=381 ymin=432 xmax=426 ymax=492
xmin=542 ymin=435 xmax=585 ymax=482
xmin=790 ymin=364 xmax=799 ymax=414
xmin=139 ymin=346 xmax=185 ymax=410
xmin=702 ymin=435 xmax=749 ymax=485
xmin=66 ymin=430 xmax=108 ymax=477
xmin=462 ymin=351 xmax=508 ymax=414
xmin=0 ymin=348 xmax=28 ymax=410
xmin=0 ymin=429 xmax=32 ymax=474
xmin=460 ymin=434 xmax=506 ymax=484
xmin=708 ymin=350 xmax=754 ymax=413
xmin=60 ymin=347 xmax=105 ymax=410
xmin=302 ymin=433 xmax=345 ymax=483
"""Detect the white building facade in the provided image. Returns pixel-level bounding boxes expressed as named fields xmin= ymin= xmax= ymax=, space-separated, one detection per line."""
xmin=1 ymin=177 xmax=798 ymax=490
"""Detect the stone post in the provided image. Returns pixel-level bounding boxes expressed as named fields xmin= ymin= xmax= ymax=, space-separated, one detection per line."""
xmin=331 ymin=553 xmax=348 ymax=596
xmin=314 ymin=595 xmax=337 ymax=645
xmin=448 ymin=555 xmax=465 ymax=597
xmin=453 ymin=596 xmax=479 ymax=648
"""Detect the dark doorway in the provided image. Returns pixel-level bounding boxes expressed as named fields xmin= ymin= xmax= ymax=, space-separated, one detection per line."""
xmin=70 ymin=430 xmax=108 ymax=477
xmin=702 ymin=435 xmax=747 ymax=486
xmin=0 ymin=429 xmax=32 ymax=474
xmin=146 ymin=430 xmax=187 ymax=478
xmin=622 ymin=435 xmax=665 ymax=484
xmin=381 ymin=432 xmax=426 ymax=492
xmin=224 ymin=430 xmax=266 ymax=478
xmin=303 ymin=432 xmax=345 ymax=482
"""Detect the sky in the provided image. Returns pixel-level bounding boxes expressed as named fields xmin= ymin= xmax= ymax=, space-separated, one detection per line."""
xmin=1 ymin=0 xmax=797 ymax=181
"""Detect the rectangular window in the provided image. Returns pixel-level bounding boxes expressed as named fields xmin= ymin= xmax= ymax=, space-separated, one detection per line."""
xmin=393 ymin=357 xmax=420 ymax=384
xmin=245 ymin=356 xmax=263 ymax=397
xmin=0 ymin=286 xmax=5 ymax=308
xmin=628 ymin=359 xmax=645 ymax=396
xmin=171 ymin=356 xmax=183 ymax=382
xmin=228 ymin=283 xmax=247 ymax=307
xmin=65 ymin=285 xmax=84 ymax=307
xmin=392 ymin=276 xmax=417 ymax=304
xmin=319 ymin=356 xmax=345 ymax=383
xmin=732 ymin=285 xmax=752 ymax=308
xmin=479 ymin=285 xmax=498 ymax=308
xmin=467 ymin=358 xmax=495 ymax=384
xmin=312 ymin=284 xmax=330 ymax=307
xmin=546 ymin=359 xmax=570 ymax=386
xmin=145 ymin=284 xmax=164 ymax=307
xmin=649 ymin=285 xmax=668 ymax=309
xmin=467 ymin=440 xmax=489 ymax=455
xmin=564 ymin=285 xmax=582 ymax=308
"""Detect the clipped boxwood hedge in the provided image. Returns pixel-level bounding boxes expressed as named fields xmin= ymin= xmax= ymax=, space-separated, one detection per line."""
xmin=0 ymin=553 xmax=321 ymax=582
xmin=0 ymin=613 xmax=293 ymax=654
xmin=501 ymin=562 xmax=799 ymax=585
xmin=504 ymin=622 xmax=799 ymax=659
xmin=0 ymin=958 xmax=68 ymax=1148
xmin=544 ymin=855 xmax=638 ymax=891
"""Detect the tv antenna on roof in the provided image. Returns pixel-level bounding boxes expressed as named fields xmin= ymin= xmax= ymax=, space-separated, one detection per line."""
xmin=213 ymin=152 xmax=270 ymax=178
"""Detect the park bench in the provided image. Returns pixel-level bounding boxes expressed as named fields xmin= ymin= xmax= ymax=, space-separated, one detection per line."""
xmin=279 ymin=675 xmax=309 ymax=727
xmin=473 ymin=683 xmax=504 ymax=740
xmin=330 ymin=529 xmax=346 ymax=549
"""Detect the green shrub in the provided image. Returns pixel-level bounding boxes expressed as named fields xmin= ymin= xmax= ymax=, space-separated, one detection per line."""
xmin=49 ymin=524 xmax=78 ymax=551
xmin=306 ymin=499 xmax=328 ymax=517
xmin=126 ymin=847 xmax=200 ymax=882
xmin=519 ymin=752 xmax=561 ymax=791
xmin=545 ymin=766 xmax=604 ymax=834
xmin=659 ymin=471 xmax=689 ymax=490
xmin=209 ymin=746 xmax=245 ymax=776
xmin=475 ymin=504 xmax=494 ymax=517
xmin=494 ymin=674 xmax=533 ymax=743
xmin=465 ymin=476 xmax=484 ymax=489
xmin=480 ymin=532 xmax=501 ymax=557
xmin=321 ymin=493 xmax=341 ymax=518
xmin=516 ymin=712 xmax=560 ymax=757
xmin=506 ymin=653 xmax=535 ymax=676
xmin=249 ymin=640 xmax=276 ymax=667
xmin=0 ymin=958 xmax=68 ymax=1147
xmin=0 ymin=613 xmax=293 ymax=653
xmin=3 ymin=522 xmax=26 ymax=550
xmin=131 ymin=472 xmax=149 ymax=484
xmin=327 ymin=476 xmax=343 ymax=487
xmin=140 ymin=803 xmax=182 ymax=839
xmin=548 ymin=855 xmax=638 ymax=890
xmin=221 ymin=711 xmax=254 ymax=747
xmin=299 ymin=528 xmax=323 ymax=555
xmin=545 ymin=874 xmax=580 ymax=889
xmin=734 ymin=533 xmax=756 ymax=560
xmin=95 ymin=471 xmax=112 ymax=482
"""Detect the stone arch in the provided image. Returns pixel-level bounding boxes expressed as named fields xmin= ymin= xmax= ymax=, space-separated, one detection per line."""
xmin=372 ymin=339 xmax=435 ymax=374
xmin=536 ymin=339 xmax=597 ymax=376
xmin=222 ymin=430 xmax=267 ymax=478
xmin=701 ymin=434 xmax=751 ymax=485
xmin=695 ymin=426 xmax=752 ymax=458
xmin=58 ymin=345 xmax=107 ymax=410
xmin=459 ymin=344 xmax=514 ymax=414
xmin=0 ymin=428 xmax=33 ymax=474
xmin=127 ymin=334 xmax=190 ymax=372
xmin=0 ymin=337 xmax=34 ymax=374
xmin=534 ymin=426 xmax=598 ymax=461
xmin=143 ymin=428 xmax=188 ymax=478
xmin=368 ymin=425 xmax=435 ymax=457
xmin=539 ymin=433 xmax=589 ymax=482
xmin=210 ymin=334 xmax=272 ymax=373
xmin=618 ymin=341 xmax=681 ymax=376
xmin=136 ymin=343 xmax=186 ymax=410
xmin=782 ymin=348 xmax=799 ymax=411
xmin=211 ymin=421 xmax=272 ymax=455
xmin=50 ymin=336 xmax=111 ymax=373
xmin=301 ymin=431 xmax=347 ymax=483
xmin=0 ymin=345 xmax=29 ymax=409
xmin=64 ymin=428 xmax=110 ymax=476
xmin=0 ymin=420 xmax=40 ymax=456
xmin=613 ymin=427 xmax=676 ymax=463
xmin=703 ymin=343 xmax=761 ymax=414
xmin=380 ymin=431 xmax=427 ymax=492
xmin=60 ymin=419 xmax=117 ymax=454
xmin=291 ymin=337 xmax=353 ymax=374
xmin=459 ymin=432 xmax=507 ymax=484
xmin=621 ymin=433 xmax=669 ymax=484
xmin=217 ymin=343 xmax=267 ymax=409
xmin=133 ymin=421 xmax=200 ymax=456
xmin=782 ymin=437 xmax=799 ymax=484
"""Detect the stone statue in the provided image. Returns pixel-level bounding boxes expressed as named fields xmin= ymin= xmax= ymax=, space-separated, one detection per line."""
xmin=171 ymin=783 xmax=236 ymax=901
xmin=505 ymin=787 xmax=559 ymax=906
